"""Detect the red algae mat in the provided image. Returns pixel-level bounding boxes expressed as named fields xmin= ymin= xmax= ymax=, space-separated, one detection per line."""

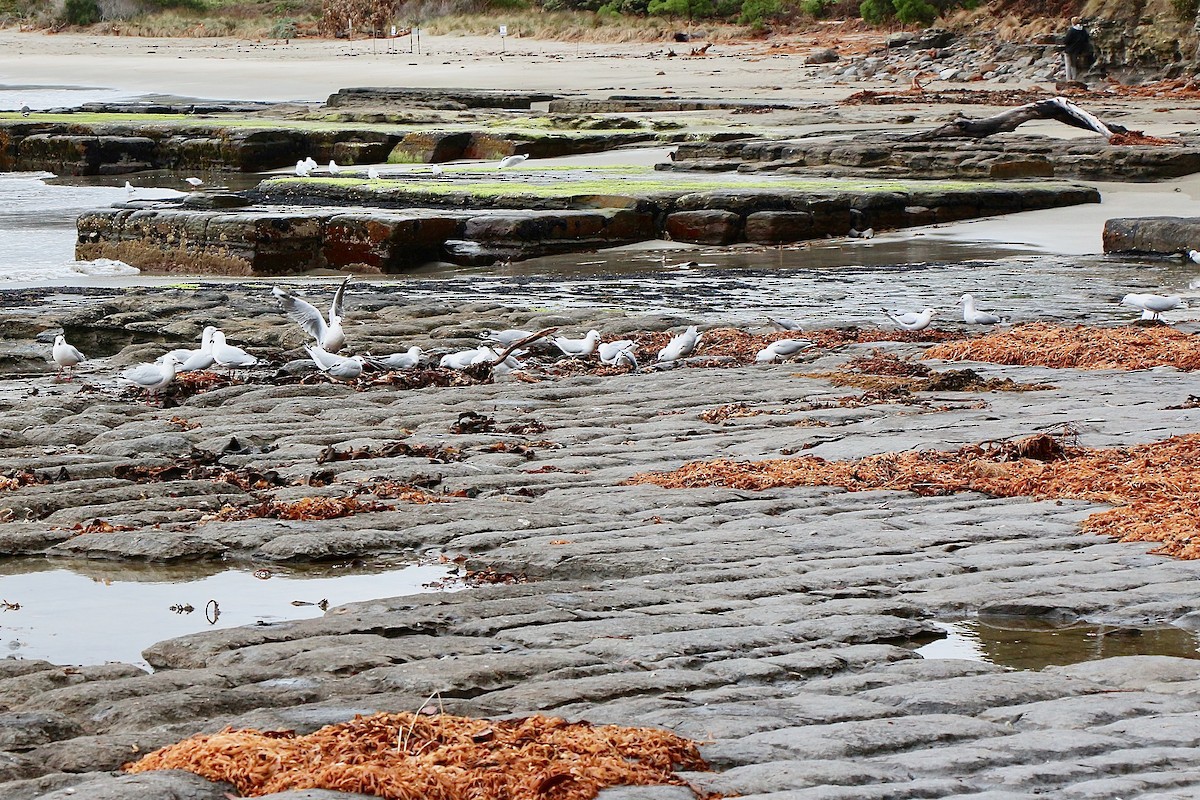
xmin=125 ymin=712 xmax=710 ymax=800
xmin=627 ymin=433 xmax=1200 ymax=560
xmin=924 ymin=323 xmax=1200 ymax=371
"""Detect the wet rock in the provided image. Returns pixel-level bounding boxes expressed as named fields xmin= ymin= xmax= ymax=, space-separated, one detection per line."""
xmin=1102 ymin=216 xmax=1200 ymax=256
xmin=325 ymin=87 xmax=557 ymax=110
xmin=664 ymin=210 xmax=741 ymax=245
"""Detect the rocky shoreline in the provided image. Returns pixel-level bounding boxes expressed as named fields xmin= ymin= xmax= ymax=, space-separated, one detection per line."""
xmin=0 ymin=284 xmax=1198 ymax=799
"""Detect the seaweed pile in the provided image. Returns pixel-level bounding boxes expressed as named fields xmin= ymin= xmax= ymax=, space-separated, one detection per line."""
xmin=628 ymin=431 xmax=1200 ymax=559
xmin=125 ymin=712 xmax=709 ymax=800
xmin=925 ymin=323 xmax=1200 ymax=371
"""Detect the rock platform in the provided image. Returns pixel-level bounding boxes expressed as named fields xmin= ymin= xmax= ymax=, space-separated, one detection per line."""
xmin=0 ymin=287 xmax=1199 ymax=799
xmin=1102 ymin=216 xmax=1200 ymax=256
xmin=75 ymin=177 xmax=1098 ymax=273
xmin=667 ymin=133 xmax=1200 ymax=181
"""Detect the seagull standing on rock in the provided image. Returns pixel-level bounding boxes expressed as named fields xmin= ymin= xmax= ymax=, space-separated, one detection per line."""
xmin=273 ymin=277 xmax=349 ymax=352
xmin=328 ymin=160 xmax=341 ymax=175
xmin=123 ymin=354 xmax=180 ymax=394
xmin=553 ymin=330 xmax=601 ymax=358
xmin=1122 ymin=293 xmax=1181 ymax=321
xmin=1187 ymin=249 xmax=1200 ymax=264
xmin=165 ymin=326 xmax=217 ymax=372
xmin=184 ymin=177 xmax=204 ymax=189
xmin=370 ymin=346 xmax=424 ymax=370
xmin=886 ymin=308 xmax=935 ymax=332
xmin=959 ymin=294 xmax=1003 ymax=325
xmin=52 ymin=335 xmax=86 ymax=380
xmin=658 ymin=326 xmax=701 ymax=362
xmin=211 ymin=331 xmax=258 ymax=368
xmin=367 ymin=166 xmax=381 ymax=180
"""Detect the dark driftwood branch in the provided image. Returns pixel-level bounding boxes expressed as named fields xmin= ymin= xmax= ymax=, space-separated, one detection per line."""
xmin=908 ymin=96 xmax=1129 ymax=141
xmin=488 ymin=327 xmax=558 ymax=365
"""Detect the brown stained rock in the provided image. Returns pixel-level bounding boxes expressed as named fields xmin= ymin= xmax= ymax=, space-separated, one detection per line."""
xmin=989 ymin=159 xmax=1056 ymax=179
xmin=1103 ymin=216 xmax=1200 ymax=255
xmin=323 ymin=213 xmax=461 ymax=273
xmin=744 ymin=211 xmax=814 ymax=244
xmin=665 ymin=210 xmax=742 ymax=245
xmin=387 ymin=131 xmax=473 ymax=164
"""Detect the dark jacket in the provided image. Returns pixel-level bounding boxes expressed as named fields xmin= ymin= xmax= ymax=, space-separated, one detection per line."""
xmin=1064 ymin=25 xmax=1090 ymax=56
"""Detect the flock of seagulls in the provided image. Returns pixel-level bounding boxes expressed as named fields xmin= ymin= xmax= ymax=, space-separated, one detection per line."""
xmin=46 ymin=277 xmax=1192 ymax=395
xmin=288 ymin=154 xmax=528 ymax=181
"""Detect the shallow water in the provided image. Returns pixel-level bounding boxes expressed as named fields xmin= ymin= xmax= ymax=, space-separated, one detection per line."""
xmin=0 ymin=559 xmax=452 ymax=669
xmin=916 ymin=618 xmax=1200 ymax=671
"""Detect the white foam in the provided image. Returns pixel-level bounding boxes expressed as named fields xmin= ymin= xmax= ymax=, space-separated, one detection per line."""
xmin=70 ymin=258 xmax=140 ymax=277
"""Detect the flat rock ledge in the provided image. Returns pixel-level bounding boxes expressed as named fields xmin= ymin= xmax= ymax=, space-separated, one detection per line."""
xmin=0 ymin=120 xmax=666 ymax=175
xmin=76 ymin=183 xmax=1097 ymax=273
xmin=1 ymin=290 xmax=1200 ymax=799
xmin=666 ymin=132 xmax=1200 ymax=181
xmin=1102 ymin=216 xmax=1200 ymax=255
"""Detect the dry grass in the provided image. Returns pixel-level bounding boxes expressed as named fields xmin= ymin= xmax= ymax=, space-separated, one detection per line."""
xmin=125 ymin=711 xmax=709 ymax=800
xmin=627 ymin=432 xmax=1200 ymax=560
xmin=924 ymin=323 xmax=1200 ymax=371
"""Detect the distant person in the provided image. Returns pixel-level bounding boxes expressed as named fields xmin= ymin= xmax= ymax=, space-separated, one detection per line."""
xmin=1063 ymin=17 xmax=1092 ymax=83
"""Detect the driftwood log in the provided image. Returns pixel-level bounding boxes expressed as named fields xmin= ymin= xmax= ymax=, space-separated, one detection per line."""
xmin=909 ymin=97 xmax=1129 ymax=141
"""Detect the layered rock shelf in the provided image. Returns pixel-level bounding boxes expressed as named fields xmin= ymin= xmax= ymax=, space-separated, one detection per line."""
xmin=0 ymin=118 xmax=672 ymax=175
xmin=666 ymin=133 xmax=1200 ymax=181
xmin=76 ymin=178 xmax=1099 ymax=273
xmin=1102 ymin=216 xmax=1200 ymax=255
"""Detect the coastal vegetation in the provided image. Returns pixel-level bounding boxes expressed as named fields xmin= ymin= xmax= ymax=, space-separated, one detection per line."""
xmin=0 ymin=0 xmax=1080 ymax=41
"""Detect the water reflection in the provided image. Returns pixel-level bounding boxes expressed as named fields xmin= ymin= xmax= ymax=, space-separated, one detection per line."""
xmin=0 ymin=558 xmax=451 ymax=668
xmin=916 ymin=618 xmax=1200 ymax=671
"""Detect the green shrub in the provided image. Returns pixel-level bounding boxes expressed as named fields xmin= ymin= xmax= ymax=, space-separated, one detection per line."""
xmin=737 ymin=0 xmax=777 ymax=23
xmin=799 ymin=0 xmax=829 ymax=16
xmin=892 ymin=0 xmax=933 ymax=23
xmin=62 ymin=0 xmax=99 ymax=23
xmin=269 ymin=16 xmax=298 ymax=35
xmin=858 ymin=0 xmax=888 ymax=22
xmin=646 ymin=0 xmax=713 ymax=17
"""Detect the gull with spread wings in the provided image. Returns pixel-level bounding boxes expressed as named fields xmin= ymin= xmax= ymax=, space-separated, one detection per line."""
xmin=273 ymin=277 xmax=350 ymax=352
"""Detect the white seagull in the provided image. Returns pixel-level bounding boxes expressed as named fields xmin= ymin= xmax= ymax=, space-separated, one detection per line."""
xmin=272 ymin=277 xmax=349 ymax=352
xmin=482 ymin=328 xmax=534 ymax=347
xmin=1122 ymin=293 xmax=1181 ymax=321
xmin=295 ymin=159 xmax=313 ymax=177
xmin=123 ymin=355 xmax=180 ymax=394
xmin=755 ymin=338 xmax=813 ymax=363
xmin=1188 ymin=249 xmax=1200 ymax=264
xmin=367 ymin=166 xmax=381 ymax=180
xmin=598 ymin=339 xmax=638 ymax=369
xmin=52 ymin=335 xmax=86 ymax=380
xmin=371 ymin=346 xmax=424 ymax=370
xmin=165 ymin=326 xmax=217 ymax=372
xmin=430 ymin=164 xmax=444 ymax=177
xmin=497 ymin=154 xmax=529 ymax=169
xmin=959 ymin=294 xmax=1003 ymax=325
xmin=184 ymin=177 xmax=204 ymax=188
xmin=305 ymin=344 xmax=364 ymax=380
xmin=553 ymin=330 xmax=601 ymax=358
xmin=329 ymin=160 xmax=342 ymax=175
xmin=124 ymin=181 xmax=135 ymax=197
xmin=440 ymin=347 xmax=486 ymax=370
xmin=211 ymin=331 xmax=258 ymax=368
xmin=767 ymin=317 xmax=804 ymax=331
xmin=658 ymin=325 xmax=701 ymax=362
xmin=886 ymin=308 xmax=935 ymax=332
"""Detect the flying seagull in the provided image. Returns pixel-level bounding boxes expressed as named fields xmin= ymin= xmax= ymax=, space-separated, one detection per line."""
xmin=273 ymin=277 xmax=349 ymax=352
